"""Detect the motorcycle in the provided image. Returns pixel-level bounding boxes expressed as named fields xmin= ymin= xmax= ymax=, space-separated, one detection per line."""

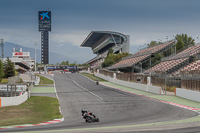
xmin=82 ymin=110 xmax=99 ymax=123
xmin=85 ymin=115 xmax=99 ymax=123
xmin=96 ymin=80 xmax=99 ymax=85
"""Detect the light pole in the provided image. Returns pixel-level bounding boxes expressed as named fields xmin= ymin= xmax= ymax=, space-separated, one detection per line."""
xmin=35 ymin=43 xmax=37 ymax=72
xmin=0 ymin=39 xmax=4 ymax=61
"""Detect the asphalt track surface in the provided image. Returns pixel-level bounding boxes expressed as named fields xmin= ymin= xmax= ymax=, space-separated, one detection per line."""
xmin=1 ymin=72 xmax=199 ymax=133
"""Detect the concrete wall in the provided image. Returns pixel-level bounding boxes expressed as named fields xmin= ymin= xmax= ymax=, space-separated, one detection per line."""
xmin=80 ymin=71 xmax=90 ymax=74
xmin=34 ymin=76 xmax=40 ymax=85
xmin=176 ymin=88 xmax=200 ymax=102
xmin=0 ymin=92 xmax=28 ymax=107
xmin=95 ymin=73 xmax=163 ymax=94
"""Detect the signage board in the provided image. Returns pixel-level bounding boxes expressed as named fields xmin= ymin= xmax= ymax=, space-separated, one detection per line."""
xmin=46 ymin=66 xmax=77 ymax=70
xmin=38 ymin=11 xmax=51 ymax=31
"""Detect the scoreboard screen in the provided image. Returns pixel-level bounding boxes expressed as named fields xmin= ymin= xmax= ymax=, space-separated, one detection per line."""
xmin=38 ymin=11 xmax=51 ymax=31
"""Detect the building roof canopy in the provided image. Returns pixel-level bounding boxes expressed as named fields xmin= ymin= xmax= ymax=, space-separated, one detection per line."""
xmin=81 ymin=31 xmax=127 ymax=47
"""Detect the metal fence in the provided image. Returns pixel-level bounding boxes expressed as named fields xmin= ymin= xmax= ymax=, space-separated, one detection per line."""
xmin=0 ymin=82 xmax=33 ymax=97
xmin=99 ymin=69 xmax=114 ymax=78
xmin=181 ymin=71 xmax=200 ymax=91
xmin=99 ymin=69 xmax=200 ymax=92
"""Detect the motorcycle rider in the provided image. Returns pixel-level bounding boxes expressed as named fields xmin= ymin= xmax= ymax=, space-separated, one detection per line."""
xmin=96 ymin=78 xmax=99 ymax=85
xmin=81 ymin=109 xmax=96 ymax=118
xmin=81 ymin=109 xmax=88 ymax=116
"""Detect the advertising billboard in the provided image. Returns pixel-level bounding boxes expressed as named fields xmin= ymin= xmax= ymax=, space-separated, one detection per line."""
xmin=13 ymin=52 xmax=30 ymax=57
xmin=38 ymin=11 xmax=51 ymax=31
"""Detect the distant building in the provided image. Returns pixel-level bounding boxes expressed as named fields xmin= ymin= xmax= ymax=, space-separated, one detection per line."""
xmin=3 ymin=48 xmax=34 ymax=73
xmin=81 ymin=31 xmax=130 ymax=69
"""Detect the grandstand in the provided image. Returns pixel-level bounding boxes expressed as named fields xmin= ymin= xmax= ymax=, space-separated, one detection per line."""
xmin=144 ymin=44 xmax=200 ymax=75
xmin=172 ymin=60 xmax=200 ymax=76
xmin=3 ymin=48 xmax=34 ymax=73
xmin=108 ymin=40 xmax=176 ymax=72
xmin=81 ymin=31 xmax=130 ymax=69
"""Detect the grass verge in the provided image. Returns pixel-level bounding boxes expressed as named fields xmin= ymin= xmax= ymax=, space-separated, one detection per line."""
xmin=35 ymin=74 xmax=54 ymax=85
xmin=81 ymin=73 xmax=106 ymax=82
xmin=1 ymin=78 xmax=8 ymax=83
xmin=0 ymin=96 xmax=62 ymax=127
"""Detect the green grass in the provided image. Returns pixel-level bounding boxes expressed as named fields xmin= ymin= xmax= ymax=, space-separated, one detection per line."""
xmin=16 ymin=78 xmax=23 ymax=83
xmin=81 ymin=73 xmax=106 ymax=82
xmin=1 ymin=78 xmax=8 ymax=83
xmin=31 ymin=87 xmax=55 ymax=93
xmin=0 ymin=96 xmax=62 ymax=127
xmin=35 ymin=74 xmax=54 ymax=85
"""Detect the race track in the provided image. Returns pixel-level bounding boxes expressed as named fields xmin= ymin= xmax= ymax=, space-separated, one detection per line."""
xmin=0 ymin=72 xmax=198 ymax=133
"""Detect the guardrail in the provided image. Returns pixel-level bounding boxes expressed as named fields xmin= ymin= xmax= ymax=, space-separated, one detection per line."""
xmin=94 ymin=73 xmax=163 ymax=95
xmin=176 ymin=88 xmax=200 ymax=102
xmin=0 ymin=82 xmax=34 ymax=107
xmin=0 ymin=92 xmax=28 ymax=107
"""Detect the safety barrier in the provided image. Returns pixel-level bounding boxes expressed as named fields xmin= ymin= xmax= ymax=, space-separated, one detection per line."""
xmin=0 ymin=92 xmax=28 ymax=107
xmin=176 ymin=88 xmax=200 ymax=102
xmin=94 ymin=73 xmax=163 ymax=94
xmin=0 ymin=82 xmax=34 ymax=107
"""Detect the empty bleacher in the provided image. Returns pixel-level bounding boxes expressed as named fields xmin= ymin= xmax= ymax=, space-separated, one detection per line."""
xmin=108 ymin=40 xmax=176 ymax=71
xmin=172 ymin=60 xmax=200 ymax=76
xmin=144 ymin=44 xmax=200 ymax=75
xmin=145 ymin=58 xmax=189 ymax=73
xmin=109 ymin=54 xmax=150 ymax=69
xmin=162 ymin=45 xmax=200 ymax=61
xmin=131 ymin=41 xmax=176 ymax=58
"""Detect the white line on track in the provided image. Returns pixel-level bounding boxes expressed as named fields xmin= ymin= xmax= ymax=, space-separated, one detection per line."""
xmin=72 ymin=80 xmax=103 ymax=100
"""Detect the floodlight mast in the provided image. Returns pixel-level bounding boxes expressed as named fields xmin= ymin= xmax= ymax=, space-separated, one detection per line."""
xmin=35 ymin=43 xmax=37 ymax=72
xmin=0 ymin=39 xmax=4 ymax=61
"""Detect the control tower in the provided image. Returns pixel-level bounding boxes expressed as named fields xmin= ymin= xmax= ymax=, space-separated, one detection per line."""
xmin=38 ymin=11 xmax=51 ymax=64
xmin=0 ymin=39 xmax=4 ymax=61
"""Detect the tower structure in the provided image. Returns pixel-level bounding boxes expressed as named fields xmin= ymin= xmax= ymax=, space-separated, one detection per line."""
xmin=0 ymin=39 xmax=4 ymax=61
xmin=38 ymin=11 xmax=51 ymax=64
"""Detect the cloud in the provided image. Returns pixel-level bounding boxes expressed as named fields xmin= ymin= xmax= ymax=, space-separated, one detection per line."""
xmin=51 ymin=31 xmax=89 ymax=46
xmin=57 ymin=43 xmax=64 ymax=47
xmin=131 ymin=38 xmax=149 ymax=46
xmin=0 ymin=28 xmax=40 ymax=49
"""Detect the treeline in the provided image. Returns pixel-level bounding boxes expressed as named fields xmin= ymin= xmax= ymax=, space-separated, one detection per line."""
xmin=56 ymin=60 xmax=89 ymax=67
xmin=0 ymin=57 xmax=15 ymax=82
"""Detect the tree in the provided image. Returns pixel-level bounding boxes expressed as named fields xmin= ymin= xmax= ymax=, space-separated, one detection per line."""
xmin=102 ymin=52 xmax=129 ymax=68
xmin=107 ymin=48 xmax=114 ymax=56
xmin=4 ymin=57 xmax=15 ymax=78
xmin=176 ymin=37 xmax=184 ymax=51
xmin=175 ymin=34 xmax=195 ymax=52
xmin=61 ymin=60 xmax=69 ymax=65
xmin=0 ymin=60 xmax=4 ymax=82
xmin=152 ymin=53 xmax=163 ymax=64
xmin=147 ymin=41 xmax=157 ymax=47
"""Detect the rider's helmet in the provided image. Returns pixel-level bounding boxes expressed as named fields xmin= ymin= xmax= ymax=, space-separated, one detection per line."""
xmin=81 ymin=109 xmax=86 ymax=113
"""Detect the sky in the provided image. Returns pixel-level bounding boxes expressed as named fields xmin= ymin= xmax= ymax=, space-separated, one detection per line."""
xmin=1 ymin=0 xmax=200 ymax=63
